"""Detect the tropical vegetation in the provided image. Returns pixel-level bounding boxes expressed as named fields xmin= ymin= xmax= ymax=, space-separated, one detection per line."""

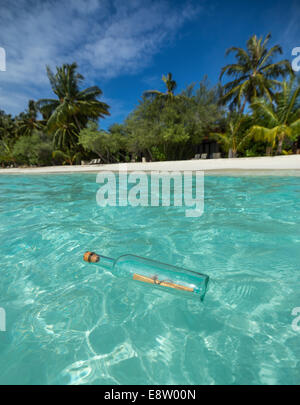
xmin=248 ymin=78 xmax=300 ymax=154
xmin=0 ymin=33 xmax=299 ymax=167
xmin=219 ymin=33 xmax=293 ymax=112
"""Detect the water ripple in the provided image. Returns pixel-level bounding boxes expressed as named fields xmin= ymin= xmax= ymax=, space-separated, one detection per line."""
xmin=0 ymin=173 xmax=299 ymax=384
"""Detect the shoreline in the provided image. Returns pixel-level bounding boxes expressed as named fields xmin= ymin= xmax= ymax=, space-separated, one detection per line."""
xmin=0 ymin=155 xmax=300 ymax=175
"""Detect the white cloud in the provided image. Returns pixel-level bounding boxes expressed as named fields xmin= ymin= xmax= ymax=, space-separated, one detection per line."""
xmin=0 ymin=0 xmax=202 ymax=115
xmin=270 ymin=0 xmax=300 ymax=60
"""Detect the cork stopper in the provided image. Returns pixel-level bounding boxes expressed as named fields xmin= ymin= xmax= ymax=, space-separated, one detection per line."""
xmin=83 ymin=251 xmax=100 ymax=263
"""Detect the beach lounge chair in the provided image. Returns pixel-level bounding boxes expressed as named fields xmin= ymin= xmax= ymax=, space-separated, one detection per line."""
xmin=201 ymin=153 xmax=207 ymax=159
xmin=212 ymin=153 xmax=221 ymax=159
xmin=88 ymin=158 xmax=101 ymax=165
xmin=192 ymin=154 xmax=201 ymax=160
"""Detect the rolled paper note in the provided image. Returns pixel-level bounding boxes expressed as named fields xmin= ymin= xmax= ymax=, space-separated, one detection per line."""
xmin=132 ymin=273 xmax=194 ymax=292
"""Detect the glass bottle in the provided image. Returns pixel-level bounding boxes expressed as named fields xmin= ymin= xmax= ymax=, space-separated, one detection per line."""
xmin=84 ymin=251 xmax=209 ymax=300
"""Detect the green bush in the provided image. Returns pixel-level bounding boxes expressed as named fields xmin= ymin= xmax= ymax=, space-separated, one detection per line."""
xmin=13 ymin=132 xmax=53 ymax=166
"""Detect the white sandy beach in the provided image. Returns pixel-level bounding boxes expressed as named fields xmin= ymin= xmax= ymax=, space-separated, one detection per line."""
xmin=0 ymin=154 xmax=300 ymax=175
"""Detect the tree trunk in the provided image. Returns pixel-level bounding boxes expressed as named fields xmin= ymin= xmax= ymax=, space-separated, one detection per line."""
xmin=228 ymin=148 xmax=237 ymax=158
xmin=239 ymin=98 xmax=247 ymax=115
xmin=266 ymin=146 xmax=272 ymax=156
xmin=73 ymin=115 xmax=81 ymax=132
xmin=147 ymin=148 xmax=153 ymax=161
xmin=276 ymin=138 xmax=284 ymax=155
xmin=96 ymin=150 xmax=109 ymax=163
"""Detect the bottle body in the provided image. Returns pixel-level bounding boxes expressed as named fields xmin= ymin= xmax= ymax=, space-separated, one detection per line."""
xmin=84 ymin=252 xmax=209 ymax=300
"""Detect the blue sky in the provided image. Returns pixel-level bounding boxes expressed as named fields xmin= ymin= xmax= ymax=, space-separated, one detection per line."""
xmin=0 ymin=0 xmax=299 ymax=129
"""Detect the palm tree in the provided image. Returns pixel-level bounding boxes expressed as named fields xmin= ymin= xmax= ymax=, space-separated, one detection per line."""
xmin=51 ymin=120 xmax=79 ymax=150
xmin=220 ymin=33 xmax=293 ymax=112
xmin=0 ymin=138 xmax=15 ymax=167
xmin=15 ymin=100 xmax=43 ymax=137
xmin=248 ymin=79 xmax=300 ymax=154
xmin=0 ymin=111 xmax=15 ymax=140
xmin=52 ymin=148 xmax=81 ymax=165
xmin=37 ymin=63 xmax=110 ymax=149
xmin=211 ymin=115 xmax=252 ymax=157
xmin=143 ymin=72 xmax=178 ymax=101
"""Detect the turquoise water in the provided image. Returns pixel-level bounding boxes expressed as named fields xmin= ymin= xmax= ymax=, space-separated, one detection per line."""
xmin=0 ymin=173 xmax=299 ymax=385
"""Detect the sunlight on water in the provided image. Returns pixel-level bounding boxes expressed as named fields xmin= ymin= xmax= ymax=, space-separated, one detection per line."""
xmin=0 ymin=173 xmax=299 ymax=384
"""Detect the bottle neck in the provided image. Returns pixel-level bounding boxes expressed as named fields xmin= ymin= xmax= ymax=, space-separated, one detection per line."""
xmin=98 ymin=255 xmax=114 ymax=270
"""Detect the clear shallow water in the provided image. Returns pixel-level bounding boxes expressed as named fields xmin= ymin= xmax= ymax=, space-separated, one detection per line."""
xmin=0 ymin=173 xmax=299 ymax=385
